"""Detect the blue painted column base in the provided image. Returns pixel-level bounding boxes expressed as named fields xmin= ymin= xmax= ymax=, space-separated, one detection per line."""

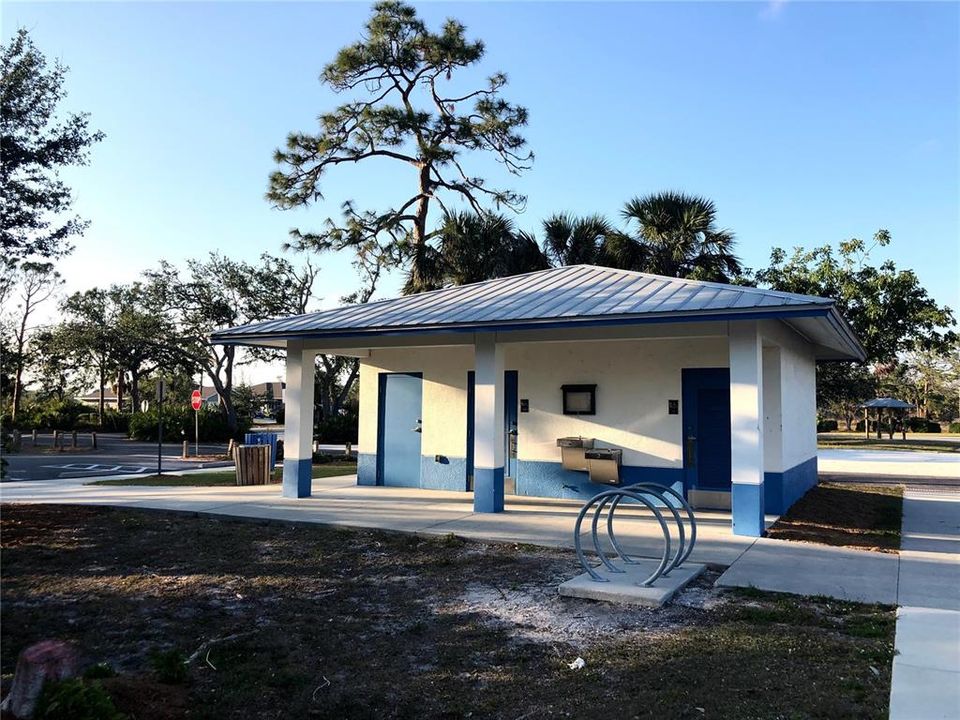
xmin=282 ymin=458 xmax=312 ymax=498
xmin=474 ymin=467 xmax=504 ymax=513
xmin=732 ymin=482 xmax=765 ymax=536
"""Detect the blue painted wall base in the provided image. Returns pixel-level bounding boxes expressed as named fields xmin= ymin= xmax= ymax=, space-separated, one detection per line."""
xmin=421 ymin=455 xmax=468 ymax=491
xmin=516 ymin=460 xmax=683 ymax=500
xmin=282 ymin=457 xmax=312 ymax=498
xmin=732 ymin=482 xmax=765 ymax=536
xmin=357 ymin=453 xmax=378 ymax=486
xmin=474 ymin=467 xmax=505 ymax=512
xmin=764 ymin=457 xmax=818 ymax=514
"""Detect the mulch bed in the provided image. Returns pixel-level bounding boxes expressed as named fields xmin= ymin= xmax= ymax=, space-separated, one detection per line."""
xmin=766 ymin=482 xmax=903 ymax=553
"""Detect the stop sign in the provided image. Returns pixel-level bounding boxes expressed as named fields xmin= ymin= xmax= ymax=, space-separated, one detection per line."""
xmin=191 ymin=389 xmax=202 ymax=411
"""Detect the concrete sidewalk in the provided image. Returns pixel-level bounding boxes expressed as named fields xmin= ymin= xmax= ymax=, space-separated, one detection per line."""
xmin=818 ymin=448 xmax=960 ymax=479
xmin=0 ymin=473 xmax=762 ymax=567
xmin=889 ymin=491 xmax=960 ymax=720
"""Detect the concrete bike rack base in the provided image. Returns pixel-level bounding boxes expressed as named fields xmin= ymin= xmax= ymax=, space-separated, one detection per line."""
xmin=558 ymin=483 xmax=708 ymax=607
xmin=559 ymin=560 xmax=706 ymax=607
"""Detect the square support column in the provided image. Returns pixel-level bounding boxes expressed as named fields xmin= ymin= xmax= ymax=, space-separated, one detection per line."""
xmin=473 ymin=334 xmax=505 ymax=513
xmin=729 ymin=321 xmax=765 ymax=536
xmin=282 ymin=340 xmax=316 ymax=498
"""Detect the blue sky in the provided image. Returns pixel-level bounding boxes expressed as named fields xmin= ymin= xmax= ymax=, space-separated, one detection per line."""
xmin=5 ymin=1 xmax=958 ymax=333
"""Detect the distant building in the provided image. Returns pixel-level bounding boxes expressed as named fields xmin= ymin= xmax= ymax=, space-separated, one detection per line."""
xmin=79 ymin=388 xmax=120 ymax=410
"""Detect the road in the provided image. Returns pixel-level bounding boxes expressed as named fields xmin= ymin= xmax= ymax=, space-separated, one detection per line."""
xmin=2 ymin=433 xmax=233 ymax=482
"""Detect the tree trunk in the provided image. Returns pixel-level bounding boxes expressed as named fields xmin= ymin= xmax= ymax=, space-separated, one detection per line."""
xmin=11 ymin=364 xmax=24 ymax=421
xmin=98 ymin=356 xmax=106 ymax=426
xmin=116 ymin=369 xmax=125 ymax=414
xmin=11 ymin=323 xmax=27 ymax=420
xmin=130 ymin=369 xmax=141 ymax=414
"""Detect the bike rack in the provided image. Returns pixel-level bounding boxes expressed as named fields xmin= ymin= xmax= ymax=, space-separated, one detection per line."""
xmin=573 ymin=483 xmax=698 ymax=587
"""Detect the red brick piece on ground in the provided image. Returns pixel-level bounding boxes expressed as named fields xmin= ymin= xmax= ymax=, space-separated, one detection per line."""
xmin=0 ymin=640 xmax=78 ymax=719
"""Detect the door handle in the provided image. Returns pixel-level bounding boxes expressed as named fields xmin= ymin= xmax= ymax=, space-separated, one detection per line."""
xmin=685 ymin=435 xmax=696 ymax=466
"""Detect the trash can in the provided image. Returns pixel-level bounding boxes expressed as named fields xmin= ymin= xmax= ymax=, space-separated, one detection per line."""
xmin=243 ymin=432 xmax=279 ymax=469
xmin=234 ymin=445 xmax=272 ymax=486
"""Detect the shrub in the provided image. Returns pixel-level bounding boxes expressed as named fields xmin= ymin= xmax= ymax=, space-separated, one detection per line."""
xmin=149 ymin=648 xmax=188 ymax=684
xmin=816 ymin=419 xmax=838 ymax=432
xmin=129 ymin=406 xmax=249 ymax=442
xmin=949 ymin=421 xmax=960 ymax=434
xmin=315 ymin=410 xmax=359 ymax=445
xmin=906 ymin=417 xmax=942 ymax=433
xmin=83 ymin=662 xmax=116 ymax=680
xmin=34 ymin=678 xmax=124 ymax=720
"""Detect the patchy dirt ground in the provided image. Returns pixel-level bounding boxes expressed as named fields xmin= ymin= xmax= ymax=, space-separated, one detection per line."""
xmin=1 ymin=504 xmax=895 ymax=719
xmin=767 ymin=482 xmax=903 ymax=553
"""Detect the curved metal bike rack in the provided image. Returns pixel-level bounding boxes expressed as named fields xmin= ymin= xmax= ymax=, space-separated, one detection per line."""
xmin=573 ymin=483 xmax=698 ymax=587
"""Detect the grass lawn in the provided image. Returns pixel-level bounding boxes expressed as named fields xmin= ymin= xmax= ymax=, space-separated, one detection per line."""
xmin=818 ymin=433 xmax=960 ymax=453
xmin=767 ymin=482 xmax=903 ymax=553
xmin=0 ymin=504 xmax=896 ymax=719
xmin=89 ymin=463 xmax=356 ymax=486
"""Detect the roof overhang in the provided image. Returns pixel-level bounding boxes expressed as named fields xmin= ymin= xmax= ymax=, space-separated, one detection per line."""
xmin=211 ymin=304 xmax=866 ymax=362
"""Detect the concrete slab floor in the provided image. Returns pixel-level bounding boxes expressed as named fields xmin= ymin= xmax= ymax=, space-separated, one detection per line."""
xmin=715 ymin=537 xmax=899 ymax=605
xmin=559 ymin=561 xmax=707 ymax=607
xmin=0 ymin=474 xmax=761 ymax=567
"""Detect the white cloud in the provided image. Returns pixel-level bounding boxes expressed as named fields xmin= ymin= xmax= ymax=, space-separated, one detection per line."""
xmin=760 ymin=0 xmax=789 ymax=21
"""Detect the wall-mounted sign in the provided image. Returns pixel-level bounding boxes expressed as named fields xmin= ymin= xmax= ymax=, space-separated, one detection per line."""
xmin=561 ymin=384 xmax=597 ymax=415
xmin=668 ymin=399 xmax=679 ymax=415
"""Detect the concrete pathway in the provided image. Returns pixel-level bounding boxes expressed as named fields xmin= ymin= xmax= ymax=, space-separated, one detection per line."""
xmin=0 ymin=473 xmax=761 ymax=567
xmin=889 ymin=491 xmax=960 ymax=720
xmin=818 ymin=448 xmax=960 ymax=479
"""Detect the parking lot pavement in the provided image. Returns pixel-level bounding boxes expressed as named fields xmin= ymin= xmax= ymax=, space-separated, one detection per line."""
xmin=3 ymin=433 xmax=232 ymax=481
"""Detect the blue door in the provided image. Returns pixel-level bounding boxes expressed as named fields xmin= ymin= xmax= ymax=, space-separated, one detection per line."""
xmin=465 ymin=370 xmax=518 ymax=488
xmin=681 ymin=369 xmax=731 ymax=492
xmin=504 ymin=371 xmax=519 ymax=481
xmin=378 ymin=373 xmax=423 ymax=487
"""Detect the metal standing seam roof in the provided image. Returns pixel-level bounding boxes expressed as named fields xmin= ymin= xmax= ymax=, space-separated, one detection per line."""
xmin=211 ymin=264 xmax=866 ymax=360
xmin=859 ymin=398 xmax=915 ymax=409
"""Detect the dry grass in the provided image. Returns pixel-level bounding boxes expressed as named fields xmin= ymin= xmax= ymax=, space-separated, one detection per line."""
xmin=1 ymin=504 xmax=896 ymax=719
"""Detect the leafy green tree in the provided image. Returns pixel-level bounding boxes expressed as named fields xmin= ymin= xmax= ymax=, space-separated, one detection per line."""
xmin=755 ymin=231 xmax=957 ymax=420
xmin=3 ymin=261 xmax=63 ymax=419
xmin=436 ymin=210 xmax=548 ymax=286
xmin=541 ymin=214 xmax=615 ymax=267
xmin=267 ymin=1 xmax=532 ymax=294
xmin=147 ymin=253 xmax=320 ymax=434
xmin=56 ymin=288 xmax=118 ymax=425
xmin=1 ymin=29 xmax=104 ymax=267
xmin=538 ymin=194 xmax=743 ymax=283
xmin=619 ymin=192 xmax=742 ymax=281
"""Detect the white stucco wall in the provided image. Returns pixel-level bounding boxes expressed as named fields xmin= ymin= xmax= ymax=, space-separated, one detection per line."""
xmin=360 ymin=336 xmax=728 ymax=470
xmin=505 ymin=338 xmax=728 ymax=468
xmin=358 ymin=321 xmax=817 ymax=474
xmin=760 ymin=320 xmax=818 ymax=471
xmin=358 ymin=345 xmax=473 ymax=459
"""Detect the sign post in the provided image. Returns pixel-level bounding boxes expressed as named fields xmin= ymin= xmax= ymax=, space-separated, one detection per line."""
xmin=156 ymin=380 xmax=166 ymax=476
xmin=191 ymin=389 xmax=202 ymax=457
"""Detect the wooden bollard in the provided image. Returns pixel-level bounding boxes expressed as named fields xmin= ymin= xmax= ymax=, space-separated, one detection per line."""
xmin=11 ymin=430 xmax=21 ymax=452
xmin=227 ymin=439 xmax=235 ymax=458
xmin=91 ymin=431 xmax=97 ymax=449
xmin=31 ymin=429 xmax=37 ymax=447
xmin=345 ymin=441 xmax=352 ymax=456
xmin=182 ymin=440 xmax=189 ymax=459
xmin=71 ymin=430 xmax=78 ymax=448
xmin=53 ymin=431 xmax=60 ymax=451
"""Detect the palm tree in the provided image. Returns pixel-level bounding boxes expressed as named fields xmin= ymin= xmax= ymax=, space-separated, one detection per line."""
xmin=437 ymin=211 xmax=549 ymax=286
xmin=541 ymin=213 xmax=613 ymax=267
xmin=621 ymin=191 xmax=742 ymax=282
